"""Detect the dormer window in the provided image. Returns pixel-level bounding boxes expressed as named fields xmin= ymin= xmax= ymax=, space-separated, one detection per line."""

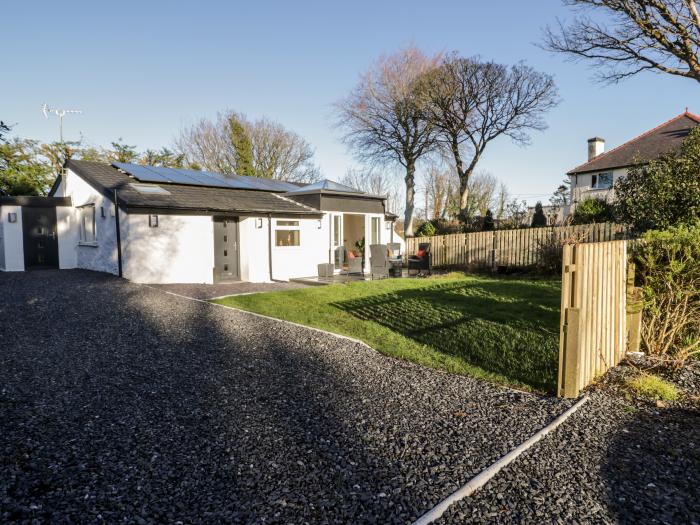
xmin=592 ymin=172 xmax=613 ymax=189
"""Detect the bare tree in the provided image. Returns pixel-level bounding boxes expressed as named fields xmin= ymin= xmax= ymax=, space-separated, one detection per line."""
xmin=176 ymin=112 xmax=238 ymax=174
xmin=248 ymin=117 xmax=319 ymax=182
xmin=176 ymin=111 xmax=319 ymax=181
xmin=340 ymin=167 xmax=404 ymax=216
xmin=423 ymin=165 xmax=453 ymax=219
xmin=544 ymin=0 xmax=700 ymax=83
xmin=464 ymin=171 xmax=498 ymax=219
xmin=418 ymin=54 xmax=559 ymax=223
xmin=335 ymin=46 xmax=441 ymax=236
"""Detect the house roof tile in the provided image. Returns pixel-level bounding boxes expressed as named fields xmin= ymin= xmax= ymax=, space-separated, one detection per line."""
xmin=568 ymin=112 xmax=700 ymax=175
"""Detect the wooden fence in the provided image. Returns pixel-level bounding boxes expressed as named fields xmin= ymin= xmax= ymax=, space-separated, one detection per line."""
xmin=406 ymin=223 xmax=628 ymax=270
xmin=558 ymin=240 xmax=632 ymax=398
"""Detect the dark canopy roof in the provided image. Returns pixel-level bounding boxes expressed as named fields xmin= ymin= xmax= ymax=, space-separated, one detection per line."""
xmin=568 ymin=112 xmax=700 ymax=175
xmin=57 ymin=160 xmax=321 ymax=217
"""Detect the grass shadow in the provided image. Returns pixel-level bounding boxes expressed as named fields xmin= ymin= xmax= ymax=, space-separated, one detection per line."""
xmin=330 ymin=278 xmax=561 ymax=392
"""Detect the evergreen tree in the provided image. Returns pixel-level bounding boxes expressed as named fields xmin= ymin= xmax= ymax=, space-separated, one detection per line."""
xmin=228 ymin=115 xmax=254 ymax=176
xmin=531 ymin=201 xmax=548 ymax=227
xmin=482 ymin=209 xmax=495 ymax=231
xmin=109 ymin=140 xmax=139 ymax=163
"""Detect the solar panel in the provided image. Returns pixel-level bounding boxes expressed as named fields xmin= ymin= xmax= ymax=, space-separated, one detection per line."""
xmin=112 ymin=162 xmax=299 ymax=192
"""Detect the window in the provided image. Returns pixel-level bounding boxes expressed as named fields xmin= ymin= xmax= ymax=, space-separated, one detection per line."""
xmin=129 ymin=183 xmax=171 ymax=195
xmin=276 ymin=219 xmax=300 ymax=247
xmin=592 ymin=172 xmax=613 ymax=189
xmin=370 ymin=217 xmax=380 ymax=245
xmin=333 ymin=215 xmax=341 ymax=246
xmin=78 ymin=204 xmax=96 ymax=244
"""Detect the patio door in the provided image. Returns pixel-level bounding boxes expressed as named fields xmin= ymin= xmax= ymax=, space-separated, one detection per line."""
xmin=332 ymin=214 xmax=343 ymax=267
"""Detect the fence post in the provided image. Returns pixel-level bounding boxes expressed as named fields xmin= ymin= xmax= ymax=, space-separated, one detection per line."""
xmin=560 ymin=307 xmax=582 ymax=398
xmin=626 ymin=262 xmax=643 ymax=354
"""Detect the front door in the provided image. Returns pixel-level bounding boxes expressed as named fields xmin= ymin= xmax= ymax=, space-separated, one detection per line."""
xmin=213 ymin=218 xmax=239 ymax=282
xmin=22 ymin=207 xmax=59 ymax=270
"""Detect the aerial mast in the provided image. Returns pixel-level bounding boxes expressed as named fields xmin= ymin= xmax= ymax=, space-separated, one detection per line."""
xmin=41 ymin=103 xmax=82 ymax=143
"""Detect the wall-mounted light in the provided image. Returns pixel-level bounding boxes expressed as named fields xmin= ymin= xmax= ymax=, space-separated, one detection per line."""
xmin=317 ymin=219 xmax=322 ymax=229
xmin=255 ymin=218 xmax=263 ymax=229
xmin=100 ymin=206 xmax=106 ymax=218
xmin=8 ymin=212 xmax=17 ymax=223
xmin=149 ymin=214 xmax=159 ymax=227
xmin=385 ymin=221 xmax=391 ymax=230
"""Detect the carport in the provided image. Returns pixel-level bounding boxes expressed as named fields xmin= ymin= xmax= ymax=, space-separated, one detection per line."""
xmin=0 ymin=196 xmax=73 ymax=271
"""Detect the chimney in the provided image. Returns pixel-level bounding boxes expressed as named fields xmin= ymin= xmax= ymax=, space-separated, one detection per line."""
xmin=587 ymin=137 xmax=605 ymax=161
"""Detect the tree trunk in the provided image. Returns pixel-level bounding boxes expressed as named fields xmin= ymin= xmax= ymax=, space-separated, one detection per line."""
xmin=404 ymin=161 xmax=416 ymax=237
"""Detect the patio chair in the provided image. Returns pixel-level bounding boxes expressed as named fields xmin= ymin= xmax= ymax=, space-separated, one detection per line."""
xmin=408 ymin=242 xmax=432 ymax=276
xmin=347 ymin=251 xmax=364 ymax=275
xmin=370 ymin=244 xmax=390 ymax=279
xmin=387 ymin=242 xmax=403 ymax=277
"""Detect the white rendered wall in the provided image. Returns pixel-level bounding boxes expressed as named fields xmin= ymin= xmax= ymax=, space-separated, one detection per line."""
xmin=56 ymin=206 xmax=78 ymax=269
xmin=57 ymin=169 xmax=120 ymax=275
xmin=239 ymin=215 xmax=330 ymax=282
xmin=0 ymin=206 xmax=24 ymax=271
xmin=569 ymin=168 xmax=627 ymax=214
xmin=122 ymin=214 xmax=215 ymax=284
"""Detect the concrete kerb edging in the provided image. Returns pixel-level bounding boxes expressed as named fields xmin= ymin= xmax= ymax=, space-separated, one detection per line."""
xmin=143 ymin=285 xmax=544 ymax=397
xmin=411 ymin=395 xmax=590 ymax=525
xmin=142 ymin=285 xmax=374 ymax=350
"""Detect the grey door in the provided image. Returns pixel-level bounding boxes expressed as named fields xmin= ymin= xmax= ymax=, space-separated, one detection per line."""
xmin=22 ymin=207 xmax=59 ymax=270
xmin=214 ymin=218 xmax=239 ymax=282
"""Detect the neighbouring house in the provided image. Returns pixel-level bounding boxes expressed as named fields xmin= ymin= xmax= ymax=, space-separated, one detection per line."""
xmin=564 ymin=110 xmax=700 ymax=217
xmin=0 ymin=160 xmax=400 ymax=283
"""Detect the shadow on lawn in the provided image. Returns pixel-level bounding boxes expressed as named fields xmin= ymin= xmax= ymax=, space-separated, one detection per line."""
xmin=332 ymin=278 xmax=561 ymax=392
xmin=602 ymin=406 xmax=700 ymax=523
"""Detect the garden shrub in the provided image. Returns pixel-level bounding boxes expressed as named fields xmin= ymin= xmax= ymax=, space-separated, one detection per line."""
xmin=571 ymin=197 xmax=614 ymax=224
xmin=535 ymin=228 xmax=589 ymax=275
xmin=633 ymin=223 xmax=700 ymax=364
xmin=414 ymin=220 xmax=437 ymax=237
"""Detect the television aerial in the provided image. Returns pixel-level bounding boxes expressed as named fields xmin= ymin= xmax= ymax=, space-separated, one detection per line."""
xmin=41 ymin=103 xmax=82 ymax=143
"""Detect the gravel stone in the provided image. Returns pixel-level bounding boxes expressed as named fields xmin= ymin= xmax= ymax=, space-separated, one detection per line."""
xmin=1 ymin=270 xmax=570 ymax=524
xmin=436 ymin=368 xmax=700 ymax=524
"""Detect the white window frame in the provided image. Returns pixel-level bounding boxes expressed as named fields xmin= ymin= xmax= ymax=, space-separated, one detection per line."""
xmin=370 ymin=217 xmax=380 ymax=245
xmin=275 ymin=219 xmax=300 ymax=247
xmin=592 ymin=172 xmax=613 ymax=190
xmin=78 ymin=204 xmax=97 ymax=245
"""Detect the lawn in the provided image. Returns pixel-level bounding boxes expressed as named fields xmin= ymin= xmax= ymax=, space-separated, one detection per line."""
xmin=213 ymin=273 xmax=562 ymax=393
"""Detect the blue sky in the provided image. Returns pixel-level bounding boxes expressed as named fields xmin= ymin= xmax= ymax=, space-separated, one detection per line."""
xmin=4 ymin=0 xmax=699 ymax=204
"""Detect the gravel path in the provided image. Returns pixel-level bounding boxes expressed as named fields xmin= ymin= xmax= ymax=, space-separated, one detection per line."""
xmin=436 ymin=387 xmax=700 ymax=524
xmin=1 ymin=270 xmax=570 ymax=524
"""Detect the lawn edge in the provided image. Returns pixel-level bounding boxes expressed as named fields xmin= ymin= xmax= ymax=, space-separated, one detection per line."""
xmin=208 ymin=290 xmax=549 ymax=397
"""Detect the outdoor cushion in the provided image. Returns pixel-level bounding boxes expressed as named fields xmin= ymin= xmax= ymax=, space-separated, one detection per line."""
xmin=416 ymin=249 xmax=426 ymax=258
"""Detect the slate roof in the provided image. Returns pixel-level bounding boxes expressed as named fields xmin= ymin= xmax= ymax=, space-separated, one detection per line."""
xmin=58 ymin=160 xmax=322 ymax=216
xmin=568 ymin=112 xmax=700 ymax=175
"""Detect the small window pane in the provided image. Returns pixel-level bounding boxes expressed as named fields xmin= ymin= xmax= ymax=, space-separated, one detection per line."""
xmin=79 ymin=205 xmax=96 ymax=243
xmin=277 ymin=220 xmax=299 ymax=227
xmin=276 ymin=230 xmax=300 ymax=246
xmin=371 ymin=217 xmax=380 ymax=245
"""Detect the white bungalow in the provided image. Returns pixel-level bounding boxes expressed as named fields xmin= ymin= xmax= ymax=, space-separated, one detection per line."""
xmin=0 ymin=160 xmax=400 ymax=283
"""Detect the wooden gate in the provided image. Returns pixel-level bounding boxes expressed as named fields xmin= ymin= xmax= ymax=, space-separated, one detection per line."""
xmin=558 ymin=240 xmax=630 ymax=398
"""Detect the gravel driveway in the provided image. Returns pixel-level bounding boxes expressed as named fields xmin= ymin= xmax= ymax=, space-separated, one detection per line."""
xmin=1 ymin=270 xmax=570 ymax=524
